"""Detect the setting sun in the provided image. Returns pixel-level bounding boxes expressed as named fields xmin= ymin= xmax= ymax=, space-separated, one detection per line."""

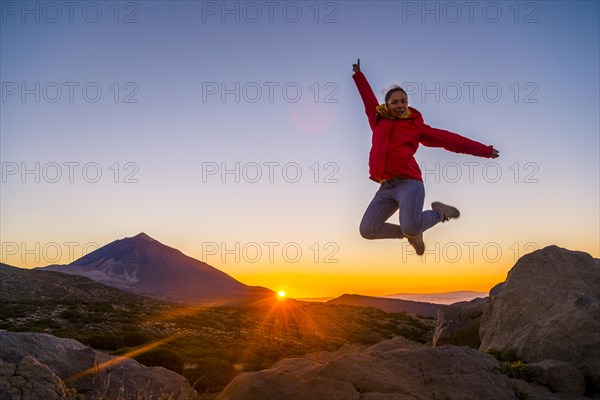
xmin=278 ymin=291 xmax=286 ymax=298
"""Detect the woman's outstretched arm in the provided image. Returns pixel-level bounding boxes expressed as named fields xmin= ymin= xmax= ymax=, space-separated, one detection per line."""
xmin=420 ymin=124 xmax=499 ymax=158
xmin=352 ymin=59 xmax=379 ymax=131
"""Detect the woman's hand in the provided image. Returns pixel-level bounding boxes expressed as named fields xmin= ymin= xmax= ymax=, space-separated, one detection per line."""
xmin=352 ymin=58 xmax=361 ymax=73
xmin=491 ymin=148 xmax=500 ymax=159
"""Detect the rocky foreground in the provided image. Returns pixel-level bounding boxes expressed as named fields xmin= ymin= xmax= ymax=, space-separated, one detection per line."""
xmin=217 ymin=336 xmax=582 ymax=400
xmin=0 ymin=332 xmax=196 ymax=400
xmin=1 ymin=245 xmax=599 ymax=399
xmin=217 ymin=245 xmax=599 ymax=400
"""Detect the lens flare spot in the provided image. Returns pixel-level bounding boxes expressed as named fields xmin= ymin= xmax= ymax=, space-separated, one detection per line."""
xmin=289 ymin=99 xmax=336 ymax=134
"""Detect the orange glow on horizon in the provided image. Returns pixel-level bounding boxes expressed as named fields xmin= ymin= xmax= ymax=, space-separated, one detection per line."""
xmin=233 ymin=270 xmax=506 ymax=299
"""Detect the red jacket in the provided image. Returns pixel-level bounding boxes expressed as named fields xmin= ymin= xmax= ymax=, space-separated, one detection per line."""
xmin=353 ymin=71 xmax=494 ymax=183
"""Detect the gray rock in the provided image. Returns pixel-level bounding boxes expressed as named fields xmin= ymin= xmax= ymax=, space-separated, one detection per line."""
xmin=364 ymin=336 xmax=424 ymax=353
xmin=217 ymin=337 xmax=519 ymax=400
xmin=479 ymin=246 xmax=600 ymax=390
xmin=510 ymin=379 xmax=588 ymax=400
xmin=433 ymin=297 xmax=486 ymax=348
xmin=0 ymin=332 xmax=197 ymax=400
xmin=528 ymin=360 xmax=586 ymax=395
xmin=360 ymin=394 xmax=418 ymax=400
xmin=16 ymin=357 xmax=67 ymax=400
xmin=305 ymin=342 xmax=364 ymax=363
xmin=218 ymin=370 xmax=360 ymax=400
xmin=0 ymin=359 xmax=22 ymax=400
xmin=0 ymin=359 xmax=16 ymax=377
xmin=0 ymin=356 xmax=67 ymax=400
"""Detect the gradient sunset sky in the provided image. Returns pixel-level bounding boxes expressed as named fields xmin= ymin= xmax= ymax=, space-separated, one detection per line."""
xmin=1 ymin=1 xmax=598 ymax=298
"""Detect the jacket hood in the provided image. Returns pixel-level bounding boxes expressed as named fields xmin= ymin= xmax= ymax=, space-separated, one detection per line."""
xmin=405 ymin=106 xmax=423 ymax=121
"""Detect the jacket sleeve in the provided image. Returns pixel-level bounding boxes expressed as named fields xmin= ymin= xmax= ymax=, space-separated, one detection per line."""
xmin=420 ymin=124 xmax=494 ymax=158
xmin=352 ymin=71 xmax=379 ymax=131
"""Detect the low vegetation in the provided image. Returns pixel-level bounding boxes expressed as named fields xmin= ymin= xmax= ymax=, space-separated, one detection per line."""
xmin=486 ymin=347 xmax=536 ymax=382
xmin=1 ymin=288 xmax=434 ymax=394
xmin=1 ymin=264 xmax=435 ymax=394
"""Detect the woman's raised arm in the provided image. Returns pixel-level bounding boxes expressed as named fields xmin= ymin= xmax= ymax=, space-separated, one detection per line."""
xmin=352 ymin=59 xmax=379 ymax=130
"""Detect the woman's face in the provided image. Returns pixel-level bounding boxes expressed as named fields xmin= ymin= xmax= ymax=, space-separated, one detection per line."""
xmin=386 ymin=91 xmax=408 ymax=117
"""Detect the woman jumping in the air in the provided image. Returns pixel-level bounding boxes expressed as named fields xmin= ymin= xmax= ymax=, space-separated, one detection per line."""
xmin=352 ymin=59 xmax=499 ymax=255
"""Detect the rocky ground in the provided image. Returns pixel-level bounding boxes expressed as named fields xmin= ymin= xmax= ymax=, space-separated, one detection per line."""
xmin=2 ymin=245 xmax=599 ymax=399
xmin=217 ymin=246 xmax=600 ymax=400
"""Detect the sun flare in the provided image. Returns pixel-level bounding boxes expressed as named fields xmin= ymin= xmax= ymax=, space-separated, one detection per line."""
xmin=278 ymin=290 xmax=286 ymax=298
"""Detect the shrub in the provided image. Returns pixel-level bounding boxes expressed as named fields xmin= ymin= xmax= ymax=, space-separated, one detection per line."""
xmin=84 ymin=312 xmax=108 ymax=324
xmin=0 ymin=304 xmax=28 ymax=319
xmin=122 ymin=331 xmax=151 ymax=347
xmin=134 ymin=348 xmax=185 ymax=374
xmin=21 ymin=318 xmax=62 ymax=331
xmin=485 ymin=347 xmax=518 ymax=362
xmin=486 ymin=348 xmax=535 ymax=382
xmin=394 ymin=325 xmax=426 ymax=342
xmin=59 ymin=308 xmax=81 ymax=321
xmin=501 ymin=360 xmax=535 ymax=382
xmin=183 ymin=357 xmax=236 ymax=393
xmin=84 ymin=334 xmax=126 ymax=350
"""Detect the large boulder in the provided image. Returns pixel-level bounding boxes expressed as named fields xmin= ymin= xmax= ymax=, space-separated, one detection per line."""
xmin=479 ymin=246 xmax=600 ymax=391
xmin=433 ymin=297 xmax=486 ymax=348
xmin=217 ymin=336 xmax=521 ymax=400
xmin=527 ymin=360 xmax=586 ymax=395
xmin=0 ymin=332 xmax=196 ymax=400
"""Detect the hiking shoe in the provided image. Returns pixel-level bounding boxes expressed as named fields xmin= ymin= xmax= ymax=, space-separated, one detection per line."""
xmin=407 ymin=234 xmax=425 ymax=256
xmin=432 ymin=201 xmax=460 ymax=222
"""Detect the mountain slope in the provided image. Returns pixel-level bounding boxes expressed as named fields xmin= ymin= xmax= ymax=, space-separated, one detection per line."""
xmin=40 ymin=233 xmax=273 ymax=305
xmin=1 ymin=263 xmax=161 ymax=305
xmin=0 ymin=262 xmax=170 ymax=336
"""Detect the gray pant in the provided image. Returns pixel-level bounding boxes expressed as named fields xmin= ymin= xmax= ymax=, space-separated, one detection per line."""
xmin=359 ymin=179 xmax=441 ymax=239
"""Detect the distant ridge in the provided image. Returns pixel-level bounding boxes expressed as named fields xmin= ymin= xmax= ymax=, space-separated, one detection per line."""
xmin=299 ymin=291 xmax=489 ymax=305
xmin=384 ymin=291 xmax=488 ymax=305
xmin=327 ymin=294 xmax=441 ymax=317
xmin=39 ymin=233 xmax=274 ymax=306
xmin=296 ymin=297 xmax=336 ymax=303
